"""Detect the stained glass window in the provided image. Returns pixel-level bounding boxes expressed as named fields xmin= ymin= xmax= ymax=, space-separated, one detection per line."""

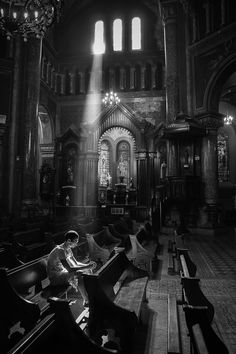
xmin=217 ymin=133 xmax=229 ymax=182
xmin=98 ymin=141 xmax=111 ymax=186
xmin=117 ymin=141 xmax=130 ymax=184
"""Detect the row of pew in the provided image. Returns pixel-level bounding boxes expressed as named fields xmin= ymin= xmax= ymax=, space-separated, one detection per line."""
xmin=168 ymin=230 xmax=229 ymax=354
xmin=1 ymin=216 xmax=157 ymax=353
xmin=1 ymin=249 xmax=151 ymax=353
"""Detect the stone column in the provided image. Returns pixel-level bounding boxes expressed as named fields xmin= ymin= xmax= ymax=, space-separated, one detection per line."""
xmin=59 ymin=73 xmax=65 ymax=95
xmin=20 ymin=38 xmax=42 ymax=213
xmin=69 ymin=72 xmax=75 ymax=95
xmin=151 ymin=65 xmax=157 ymax=90
xmin=199 ymin=112 xmax=224 ymax=226
xmin=109 ymin=68 xmax=115 ymax=90
xmin=0 ymin=120 xmax=7 ymax=211
xmin=160 ymin=0 xmax=179 ymax=124
xmin=80 ymin=71 xmax=85 ymax=94
xmin=8 ymin=37 xmax=24 ymax=215
xmin=148 ymin=152 xmax=158 ymax=207
xmin=83 ymin=152 xmax=99 ymax=207
xmin=136 ymin=151 xmax=148 ymax=206
xmin=160 ymin=0 xmax=180 ymax=178
xmin=130 ymin=66 xmax=135 ymax=90
xmin=140 ymin=66 xmax=146 ymax=90
xmin=119 ymin=67 xmax=125 ymax=90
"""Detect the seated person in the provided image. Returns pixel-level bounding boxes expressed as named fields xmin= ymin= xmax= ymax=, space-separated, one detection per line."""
xmin=47 ymin=230 xmax=95 ymax=307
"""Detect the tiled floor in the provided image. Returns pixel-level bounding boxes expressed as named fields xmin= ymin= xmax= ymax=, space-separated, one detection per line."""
xmin=133 ymin=231 xmax=236 ymax=354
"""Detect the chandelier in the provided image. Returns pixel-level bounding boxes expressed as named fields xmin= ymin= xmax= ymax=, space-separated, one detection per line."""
xmin=0 ymin=0 xmax=64 ymax=41
xmin=102 ymin=91 xmax=120 ymax=106
xmin=224 ymin=115 xmax=233 ymax=125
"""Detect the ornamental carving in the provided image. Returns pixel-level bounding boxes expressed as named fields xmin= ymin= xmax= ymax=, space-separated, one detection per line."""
xmin=199 ymin=114 xmax=224 ymax=131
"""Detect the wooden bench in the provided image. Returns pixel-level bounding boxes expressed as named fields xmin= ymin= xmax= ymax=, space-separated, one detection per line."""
xmin=181 ymin=277 xmax=215 ymax=324
xmin=127 ymin=234 xmax=154 ymax=273
xmin=183 ymin=306 xmax=229 ymax=354
xmin=108 ymin=224 xmax=131 ymax=250
xmin=8 ymin=303 xmax=119 ymax=354
xmin=86 ymin=228 xmax=121 ymax=265
xmin=12 ymin=228 xmax=47 ymax=261
xmin=83 ymin=251 xmax=149 ymax=353
xmin=168 ymin=294 xmax=181 ymax=354
xmin=0 ymin=255 xmax=74 ymax=352
xmin=177 ymin=248 xmax=197 ymax=278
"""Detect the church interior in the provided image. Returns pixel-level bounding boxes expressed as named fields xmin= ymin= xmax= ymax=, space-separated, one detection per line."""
xmin=0 ymin=0 xmax=236 ymax=353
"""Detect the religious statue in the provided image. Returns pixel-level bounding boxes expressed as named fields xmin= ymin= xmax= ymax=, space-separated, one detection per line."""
xmin=66 ymin=161 xmax=74 ymax=184
xmin=106 ymin=172 xmax=112 ymax=188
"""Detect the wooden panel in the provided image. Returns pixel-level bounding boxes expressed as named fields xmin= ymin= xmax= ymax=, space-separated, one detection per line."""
xmin=168 ymin=294 xmax=181 ymax=354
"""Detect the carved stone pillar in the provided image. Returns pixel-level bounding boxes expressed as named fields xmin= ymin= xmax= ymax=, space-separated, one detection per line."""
xmin=0 ymin=119 xmax=7 ymax=211
xmin=199 ymin=112 xmax=224 ymax=226
xmin=60 ymin=73 xmax=65 ymax=95
xmin=119 ymin=67 xmax=125 ymax=90
xmin=46 ymin=62 xmax=50 ymax=84
xmin=8 ymin=37 xmax=23 ymax=214
xmin=136 ymin=151 xmax=148 ymax=206
xmin=79 ymin=71 xmax=85 ymax=94
xmin=77 ymin=154 xmax=85 ymax=205
xmin=109 ymin=68 xmax=115 ymax=90
xmin=148 ymin=152 xmax=158 ymax=207
xmin=69 ymin=72 xmax=75 ymax=95
xmin=83 ymin=152 xmax=99 ymax=206
xmin=140 ymin=66 xmax=146 ymax=90
xmin=130 ymin=66 xmax=135 ymax=90
xmin=160 ymin=1 xmax=180 ymax=179
xmin=151 ymin=65 xmax=157 ymax=90
xmin=41 ymin=56 xmax=46 ymax=80
xmin=20 ymin=38 xmax=42 ymax=211
xmin=160 ymin=0 xmax=179 ymax=124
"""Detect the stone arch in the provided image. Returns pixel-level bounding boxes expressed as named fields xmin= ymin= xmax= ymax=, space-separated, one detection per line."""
xmin=92 ymin=103 xmax=144 ymax=150
xmin=204 ymin=53 xmax=236 ymax=112
xmin=97 ymin=126 xmax=136 ymax=187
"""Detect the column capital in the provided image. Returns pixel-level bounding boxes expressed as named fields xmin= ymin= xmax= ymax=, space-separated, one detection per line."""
xmin=159 ymin=0 xmax=178 ymax=25
xmin=197 ymin=111 xmax=224 ymax=133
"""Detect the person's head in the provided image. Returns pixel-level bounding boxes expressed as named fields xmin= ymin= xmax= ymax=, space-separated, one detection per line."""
xmin=64 ymin=230 xmax=79 ymax=248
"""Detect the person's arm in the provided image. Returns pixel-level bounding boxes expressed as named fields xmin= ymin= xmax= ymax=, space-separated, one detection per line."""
xmin=65 ymin=249 xmax=94 ymax=271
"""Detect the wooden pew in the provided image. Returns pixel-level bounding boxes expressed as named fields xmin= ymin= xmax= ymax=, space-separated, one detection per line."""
xmin=181 ymin=277 xmax=215 ymax=324
xmin=127 ymin=234 xmax=154 ymax=273
xmin=177 ymin=248 xmax=197 ymax=278
xmin=8 ymin=303 xmax=119 ymax=354
xmin=183 ymin=306 xmax=229 ymax=354
xmin=12 ymin=228 xmax=47 ymax=261
xmin=108 ymin=224 xmax=131 ymax=250
xmin=0 ymin=255 xmax=73 ymax=351
xmin=83 ymin=251 xmax=149 ymax=353
xmin=86 ymin=228 xmax=121 ymax=265
xmin=168 ymin=294 xmax=181 ymax=354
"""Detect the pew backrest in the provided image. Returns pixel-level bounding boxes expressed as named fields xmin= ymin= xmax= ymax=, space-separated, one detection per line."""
xmin=177 ymin=248 xmax=197 ymax=277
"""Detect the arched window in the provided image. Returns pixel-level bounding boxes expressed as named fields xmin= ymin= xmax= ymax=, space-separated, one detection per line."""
xmin=217 ymin=133 xmax=229 ymax=182
xmin=117 ymin=141 xmax=130 ymax=184
xmin=93 ymin=20 xmax=105 ymax=54
xmin=113 ymin=19 xmax=122 ymax=51
xmin=132 ymin=17 xmax=141 ymax=50
xmin=98 ymin=141 xmax=111 ymax=186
